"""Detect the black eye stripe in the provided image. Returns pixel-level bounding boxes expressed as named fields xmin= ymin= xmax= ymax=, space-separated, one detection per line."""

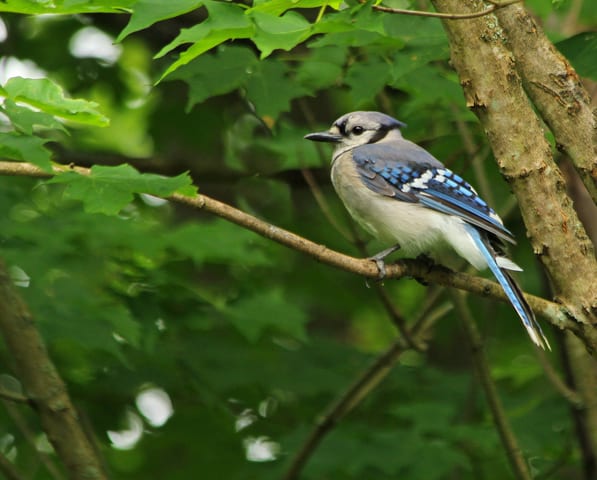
xmin=367 ymin=125 xmax=394 ymax=143
xmin=336 ymin=119 xmax=348 ymax=135
xmin=334 ymin=120 xmax=399 ymax=140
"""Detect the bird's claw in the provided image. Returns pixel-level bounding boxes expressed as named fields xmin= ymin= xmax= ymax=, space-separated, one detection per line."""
xmin=365 ymin=256 xmax=388 ymax=287
xmin=373 ymin=257 xmax=387 ymax=280
xmin=366 ymin=244 xmax=401 ymax=285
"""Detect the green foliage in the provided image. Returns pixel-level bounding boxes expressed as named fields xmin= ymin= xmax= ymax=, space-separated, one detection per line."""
xmin=0 ymin=76 xmax=108 ymax=170
xmin=47 ymin=165 xmax=196 ymax=214
xmin=0 ymin=77 xmax=108 ymax=127
xmin=0 ymin=132 xmax=53 ymax=171
xmin=0 ymin=0 xmax=593 ymax=479
xmin=0 ymin=0 xmax=136 ymax=14
xmin=117 ymin=0 xmax=203 ymax=41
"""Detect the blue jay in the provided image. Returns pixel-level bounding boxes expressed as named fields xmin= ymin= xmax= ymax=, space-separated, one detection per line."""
xmin=305 ymin=111 xmax=550 ymax=350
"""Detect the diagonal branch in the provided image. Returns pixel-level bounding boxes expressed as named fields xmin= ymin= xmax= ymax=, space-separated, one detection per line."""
xmin=0 ymin=160 xmax=589 ymax=347
xmin=0 ymin=262 xmax=108 ymax=480
xmin=453 ymin=292 xmax=532 ymax=480
xmin=282 ymin=301 xmax=452 ymax=480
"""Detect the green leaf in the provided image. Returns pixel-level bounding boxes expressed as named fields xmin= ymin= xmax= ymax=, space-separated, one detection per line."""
xmin=389 ymin=46 xmax=450 ymax=81
xmin=165 ymin=220 xmax=271 ymax=267
xmin=225 ymin=288 xmax=308 ymax=342
xmin=0 ymin=0 xmax=136 ymax=14
xmin=311 ymin=2 xmax=387 ymax=38
xmin=253 ymin=120 xmax=326 ymax=171
xmin=556 ymin=32 xmax=597 ymax=80
xmin=251 ymin=11 xmax=312 ymax=58
xmin=383 ymin=14 xmax=447 ymax=47
xmin=47 ymin=164 xmax=197 ymax=215
xmin=156 ymin=1 xmax=253 ymax=81
xmin=2 ymin=99 xmax=67 ymax=135
xmin=296 ymin=45 xmax=347 ymax=91
xmin=247 ymin=0 xmax=340 ymax=16
xmin=0 ymin=132 xmax=53 ymax=171
xmin=107 ymin=304 xmax=141 ymax=348
xmin=168 ymin=46 xmax=258 ymax=111
xmin=245 ymin=60 xmax=307 ymax=119
xmin=235 ymin=177 xmax=293 ymax=222
xmin=391 ymin=66 xmax=462 ymax=106
xmin=345 ymin=58 xmax=391 ymax=105
xmin=2 ymin=77 xmax=109 ymax=127
xmin=39 ymin=279 xmax=140 ymax=363
xmin=117 ymin=0 xmax=203 ymax=41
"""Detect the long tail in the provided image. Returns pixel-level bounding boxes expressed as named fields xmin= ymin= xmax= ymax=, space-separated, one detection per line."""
xmin=465 ymin=226 xmax=551 ymax=350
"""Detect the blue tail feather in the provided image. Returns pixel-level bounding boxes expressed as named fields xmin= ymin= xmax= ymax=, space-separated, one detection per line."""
xmin=465 ymin=225 xmax=550 ymax=350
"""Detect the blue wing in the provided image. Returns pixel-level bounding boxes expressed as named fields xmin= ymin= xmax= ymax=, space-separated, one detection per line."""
xmin=352 ymin=143 xmax=515 ymax=244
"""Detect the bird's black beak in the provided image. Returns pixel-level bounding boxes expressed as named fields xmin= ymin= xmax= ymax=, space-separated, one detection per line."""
xmin=304 ymin=131 xmax=342 ymax=143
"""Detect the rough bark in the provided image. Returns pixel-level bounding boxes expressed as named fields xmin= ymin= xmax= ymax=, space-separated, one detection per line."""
xmin=493 ymin=2 xmax=597 ymax=204
xmin=430 ymin=0 xmax=597 ymax=352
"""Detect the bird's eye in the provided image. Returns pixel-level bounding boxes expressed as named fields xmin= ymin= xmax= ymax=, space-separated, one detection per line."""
xmin=351 ymin=126 xmax=364 ymax=135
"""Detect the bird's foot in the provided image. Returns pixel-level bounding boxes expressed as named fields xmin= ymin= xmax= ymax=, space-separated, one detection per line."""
xmin=367 ymin=244 xmax=401 ymax=282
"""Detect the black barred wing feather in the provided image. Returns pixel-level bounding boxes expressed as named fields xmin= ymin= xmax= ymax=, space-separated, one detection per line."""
xmin=352 ymin=144 xmax=515 ymax=244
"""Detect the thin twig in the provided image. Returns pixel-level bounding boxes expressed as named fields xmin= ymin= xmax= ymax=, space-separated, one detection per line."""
xmin=283 ymin=348 xmax=408 ymax=480
xmin=282 ymin=301 xmax=452 ymax=480
xmin=346 ymin=221 xmax=424 ymax=350
xmin=368 ymin=0 xmax=521 ymax=20
xmin=533 ymin=348 xmax=584 ymax=408
xmin=453 ymin=292 xmax=532 ymax=480
xmin=535 ymin=439 xmax=574 ymax=480
xmin=301 ymin=161 xmax=423 ymax=348
xmin=372 ymin=283 xmax=426 ymax=351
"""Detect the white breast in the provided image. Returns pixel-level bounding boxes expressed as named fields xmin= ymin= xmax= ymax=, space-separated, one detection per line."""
xmin=330 ymin=153 xmax=488 ymax=270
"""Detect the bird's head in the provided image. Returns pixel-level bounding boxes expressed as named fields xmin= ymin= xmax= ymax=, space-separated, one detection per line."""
xmin=305 ymin=111 xmax=406 ymax=154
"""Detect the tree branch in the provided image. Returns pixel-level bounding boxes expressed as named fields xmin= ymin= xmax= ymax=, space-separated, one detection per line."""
xmin=534 ymin=347 xmax=584 ymax=408
xmin=492 ymin=2 xmax=597 ymax=204
xmin=366 ymin=0 xmax=522 ymax=20
xmin=563 ymin=332 xmax=597 ymax=477
xmin=453 ymin=292 xmax=532 ymax=480
xmin=0 ymin=262 xmax=108 ymax=480
xmin=0 ymin=160 xmax=589 ymax=346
